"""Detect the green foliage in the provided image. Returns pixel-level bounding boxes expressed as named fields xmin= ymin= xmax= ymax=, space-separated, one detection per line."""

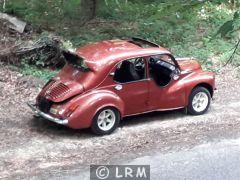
xmin=1 ymin=0 xmax=28 ymax=15
xmin=2 ymin=0 xmax=240 ymax=79
xmin=3 ymin=0 xmax=83 ymax=29
xmin=213 ymin=10 xmax=240 ymax=39
xmin=20 ymin=60 xmax=58 ymax=80
xmin=98 ymin=0 xmax=239 ymax=69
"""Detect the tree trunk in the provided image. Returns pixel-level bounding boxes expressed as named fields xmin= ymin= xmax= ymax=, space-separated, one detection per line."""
xmin=80 ymin=0 xmax=97 ymax=21
xmin=3 ymin=0 xmax=6 ymax=12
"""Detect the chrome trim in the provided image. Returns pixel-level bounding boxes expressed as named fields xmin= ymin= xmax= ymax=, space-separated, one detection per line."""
xmin=27 ymin=103 xmax=68 ymax=125
xmin=114 ymin=78 xmax=151 ymax=85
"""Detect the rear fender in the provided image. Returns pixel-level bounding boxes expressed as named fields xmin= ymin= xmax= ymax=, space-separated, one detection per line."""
xmin=67 ymin=90 xmax=124 ymax=129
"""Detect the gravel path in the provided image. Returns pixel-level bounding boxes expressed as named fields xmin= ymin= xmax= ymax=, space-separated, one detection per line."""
xmin=0 ymin=66 xmax=239 ymax=179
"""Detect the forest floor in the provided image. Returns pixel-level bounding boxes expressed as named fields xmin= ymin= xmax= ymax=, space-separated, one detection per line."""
xmin=0 ymin=65 xmax=240 ymax=179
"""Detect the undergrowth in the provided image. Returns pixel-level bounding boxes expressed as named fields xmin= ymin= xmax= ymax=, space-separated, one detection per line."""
xmin=65 ymin=2 xmax=239 ymax=69
xmin=20 ymin=63 xmax=58 ymax=80
xmin=2 ymin=1 xmax=240 ymax=78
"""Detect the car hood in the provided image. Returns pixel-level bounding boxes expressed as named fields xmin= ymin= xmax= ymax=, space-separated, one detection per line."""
xmin=176 ymin=57 xmax=202 ymax=72
xmin=40 ymin=79 xmax=84 ymax=103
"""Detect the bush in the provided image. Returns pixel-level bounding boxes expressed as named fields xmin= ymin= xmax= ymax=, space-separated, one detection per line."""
xmin=20 ymin=61 xmax=58 ymax=80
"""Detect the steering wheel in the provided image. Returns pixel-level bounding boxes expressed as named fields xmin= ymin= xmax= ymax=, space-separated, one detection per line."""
xmin=134 ymin=58 xmax=145 ymax=71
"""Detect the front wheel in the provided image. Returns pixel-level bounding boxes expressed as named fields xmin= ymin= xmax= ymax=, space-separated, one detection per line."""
xmin=91 ymin=107 xmax=120 ymax=135
xmin=187 ymin=87 xmax=211 ymax=115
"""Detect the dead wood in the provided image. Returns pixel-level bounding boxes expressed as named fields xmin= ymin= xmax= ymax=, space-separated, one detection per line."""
xmin=0 ymin=12 xmax=26 ymax=33
xmin=224 ymin=38 xmax=240 ymax=66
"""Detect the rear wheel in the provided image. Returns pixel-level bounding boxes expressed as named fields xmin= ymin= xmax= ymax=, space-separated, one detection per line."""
xmin=187 ymin=87 xmax=211 ymax=115
xmin=91 ymin=107 xmax=120 ymax=135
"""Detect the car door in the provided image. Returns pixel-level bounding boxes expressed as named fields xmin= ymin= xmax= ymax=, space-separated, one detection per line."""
xmin=147 ymin=54 xmax=186 ymax=110
xmin=111 ymin=58 xmax=150 ymax=115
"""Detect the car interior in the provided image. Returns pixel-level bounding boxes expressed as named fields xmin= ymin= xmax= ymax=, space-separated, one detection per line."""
xmin=113 ymin=58 xmax=146 ymax=83
xmin=113 ymin=55 xmax=177 ymax=86
xmin=148 ymin=55 xmax=176 ymax=87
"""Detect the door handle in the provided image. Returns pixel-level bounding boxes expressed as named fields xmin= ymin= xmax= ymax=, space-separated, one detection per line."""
xmin=115 ymin=84 xmax=123 ymax=91
xmin=173 ymin=74 xmax=179 ymax=80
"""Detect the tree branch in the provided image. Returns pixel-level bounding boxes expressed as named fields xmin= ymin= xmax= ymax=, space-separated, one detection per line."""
xmin=224 ymin=39 xmax=240 ymax=67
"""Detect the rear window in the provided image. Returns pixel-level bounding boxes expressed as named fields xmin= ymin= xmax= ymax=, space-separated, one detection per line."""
xmin=128 ymin=37 xmax=159 ymax=48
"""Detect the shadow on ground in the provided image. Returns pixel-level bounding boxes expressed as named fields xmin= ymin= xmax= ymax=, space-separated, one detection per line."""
xmin=27 ymin=108 xmax=186 ymax=138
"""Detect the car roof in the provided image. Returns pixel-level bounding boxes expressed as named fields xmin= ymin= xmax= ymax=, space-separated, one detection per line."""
xmin=76 ymin=39 xmax=171 ymax=72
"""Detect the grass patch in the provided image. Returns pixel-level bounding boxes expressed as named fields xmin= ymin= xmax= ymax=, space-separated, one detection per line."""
xmin=20 ymin=63 xmax=58 ymax=80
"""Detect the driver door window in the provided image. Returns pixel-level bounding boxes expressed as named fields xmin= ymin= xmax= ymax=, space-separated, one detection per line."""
xmin=113 ymin=58 xmax=146 ymax=83
xmin=152 ymin=54 xmax=175 ymax=65
xmin=148 ymin=54 xmax=184 ymax=110
xmin=148 ymin=54 xmax=176 ymax=87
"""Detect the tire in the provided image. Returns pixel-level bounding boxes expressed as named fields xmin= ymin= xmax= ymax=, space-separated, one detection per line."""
xmin=91 ymin=107 xmax=120 ymax=135
xmin=187 ymin=87 xmax=211 ymax=115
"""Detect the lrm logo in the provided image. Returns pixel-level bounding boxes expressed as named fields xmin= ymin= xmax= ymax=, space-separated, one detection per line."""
xmin=90 ymin=165 xmax=150 ymax=180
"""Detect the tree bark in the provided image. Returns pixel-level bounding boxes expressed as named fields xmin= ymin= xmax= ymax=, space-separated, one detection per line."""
xmin=80 ymin=0 xmax=97 ymax=21
xmin=0 ymin=12 xmax=26 ymax=33
xmin=3 ymin=0 xmax=6 ymax=11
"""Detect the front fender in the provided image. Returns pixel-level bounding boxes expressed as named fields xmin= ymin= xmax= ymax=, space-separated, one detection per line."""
xmin=183 ymin=71 xmax=215 ymax=106
xmin=67 ymin=90 xmax=124 ymax=129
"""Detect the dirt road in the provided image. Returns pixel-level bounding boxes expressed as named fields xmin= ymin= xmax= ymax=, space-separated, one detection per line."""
xmin=0 ymin=66 xmax=240 ymax=179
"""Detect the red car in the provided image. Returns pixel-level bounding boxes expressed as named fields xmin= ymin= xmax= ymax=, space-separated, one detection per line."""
xmin=28 ymin=38 xmax=215 ymax=135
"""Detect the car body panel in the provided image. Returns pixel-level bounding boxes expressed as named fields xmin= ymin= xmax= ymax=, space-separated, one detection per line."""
xmin=103 ymin=80 xmax=150 ymax=115
xmin=148 ymin=77 xmax=186 ymax=110
xmin=177 ymin=58 xmax=202 ymax=72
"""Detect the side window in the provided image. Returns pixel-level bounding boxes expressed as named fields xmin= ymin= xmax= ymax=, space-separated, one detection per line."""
xmin=113 ymin=58 xmax=146 ymax=83
xmin=151 ymin=54 xmax=175 ymax=65
xmin=148 ymin=54 xmax=176 ymax=87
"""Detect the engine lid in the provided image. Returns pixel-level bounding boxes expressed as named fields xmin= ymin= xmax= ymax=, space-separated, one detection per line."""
xmin=42 ymin=79 xmax=84 ymax=103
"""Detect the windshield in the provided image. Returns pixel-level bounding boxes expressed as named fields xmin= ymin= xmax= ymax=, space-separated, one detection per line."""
xmin=62 ymin=50 xmax=90 ymax=72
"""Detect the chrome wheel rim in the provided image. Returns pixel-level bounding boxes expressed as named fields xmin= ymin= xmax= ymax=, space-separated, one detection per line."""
xmin=192 ymin=92 xmax=209 ymax=112
xmin=97 ymin=109 xmax=116 ymax=131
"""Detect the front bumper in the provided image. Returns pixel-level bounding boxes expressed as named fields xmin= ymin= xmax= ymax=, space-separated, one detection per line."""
xmin=27 ymin=103 xmax=68 ymax=125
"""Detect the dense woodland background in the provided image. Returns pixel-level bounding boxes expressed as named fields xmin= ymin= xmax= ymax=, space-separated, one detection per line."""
xmin=0 ymin=0 xmax=239 ymax=79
